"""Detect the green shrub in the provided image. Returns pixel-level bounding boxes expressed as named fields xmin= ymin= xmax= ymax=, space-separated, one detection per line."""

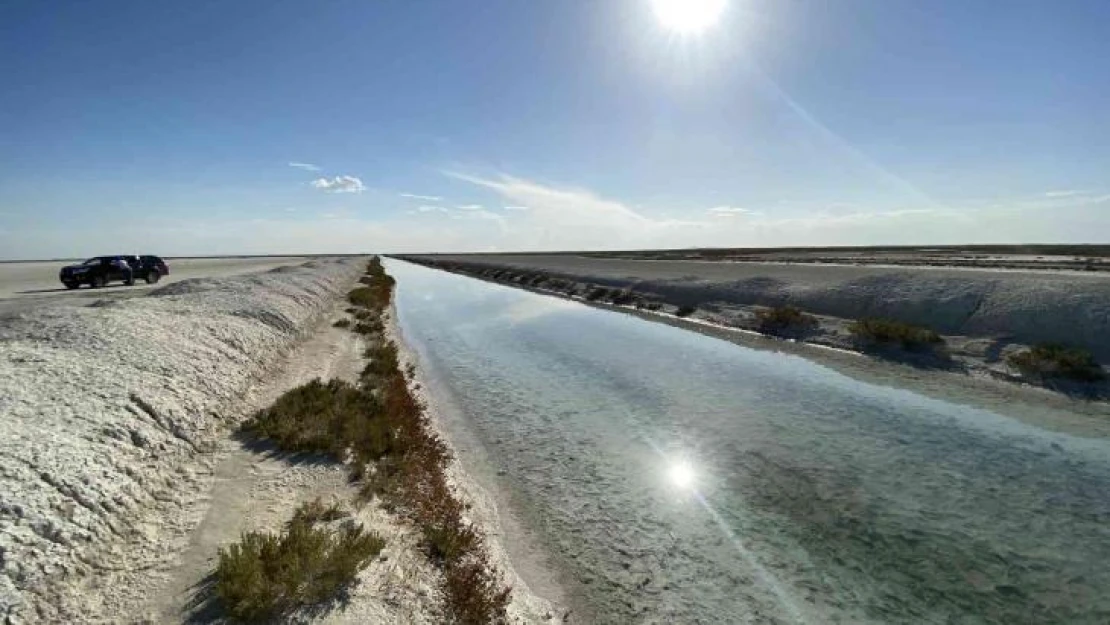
xmin=354 ymin=318 xmax=384 ymax=335
xmin=1007 ymin=344 xmax=1105 ymax=382
xmin=756 ymin=306 xmax=818 ymax=337
xmin=362 ymin=341 xmax=400 ymax=381
xmin=610 ymin=290 xmax=637 ymax=306
xmin=585 ymin=287 xmax=610 ymax=301
xmin=333 ymin=319 xmax=352 ymax=329
xmin=674 ymin=305 xmax=696 ymax=318
xmin=848 ymin=318 xmax=943 ymax=351
xmin=240 ymin=379 xmax=372 ymax=459
xmin=215 ymin=499 xmax=384 ymax=623
xmin=352 ymin=308 xmax=377 ymax=321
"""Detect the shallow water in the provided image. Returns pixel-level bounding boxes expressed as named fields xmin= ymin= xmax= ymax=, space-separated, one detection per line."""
xmin=387 ymin=259 xmax=1110 ymax=624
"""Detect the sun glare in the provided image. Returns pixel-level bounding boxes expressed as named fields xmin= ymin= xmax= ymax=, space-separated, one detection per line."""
xmin=651 ymin=0 xmax=727 ymax=34
xmin=667 ymin=461 xmax=696 ymax=489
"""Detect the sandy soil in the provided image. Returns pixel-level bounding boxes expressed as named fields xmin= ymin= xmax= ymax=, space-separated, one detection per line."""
xmin=133 ymin=301 xmax=447 ymax=624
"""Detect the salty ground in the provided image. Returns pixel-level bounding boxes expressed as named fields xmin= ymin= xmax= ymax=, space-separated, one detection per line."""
xmin=0 ymin=255 xmax=557 ymax=623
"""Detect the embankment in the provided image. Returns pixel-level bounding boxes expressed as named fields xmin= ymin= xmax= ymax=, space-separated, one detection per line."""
xmin=397 ymin=255 xmax=1110 ymax=384
xmin=0 ymin=258 xmax=364 ymax=622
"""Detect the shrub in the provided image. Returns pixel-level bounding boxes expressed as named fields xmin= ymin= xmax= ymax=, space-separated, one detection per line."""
xmin=610 ymin=290 xmax=637 ymax=306
xmin=585 ymin=287 xmax=610 ymax=301
xmin=756 ymin=306 xmax=818 ymax=337
xmin=240 ymin=379 xmax=372 ymax=459
xmin=1007 ymin=344 xmax=1105 ymax=382
xmin=333 ymin=319 xmax=352 ymax=329
xmin=363 ymin=341 xmax=400 ymax=381
xmin=674 ymin=305 xmax=696 ymax=318
xmin=354 ymin=318 xmax=384 ymax=336
xmin=282 ymin=257 xmax=511 ymax=624
xmin=215 ymin=499 xmax=384 ymax=623
xmin=848 ymin=318 xmax=943 ymax=351
xmin=443 ymin=557 xmax=512 ymax=625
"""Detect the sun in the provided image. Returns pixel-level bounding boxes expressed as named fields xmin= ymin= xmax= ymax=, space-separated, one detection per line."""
xmin=650 ymin=0 xmax=727 ymax=35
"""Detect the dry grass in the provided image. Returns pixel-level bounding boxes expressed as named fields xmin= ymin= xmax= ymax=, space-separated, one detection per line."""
xmin=215 ymin=499 xmax=384 ymax=623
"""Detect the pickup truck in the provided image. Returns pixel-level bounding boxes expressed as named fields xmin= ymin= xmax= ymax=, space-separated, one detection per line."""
xmin=59 ymin=255 xmax=170 ymax=289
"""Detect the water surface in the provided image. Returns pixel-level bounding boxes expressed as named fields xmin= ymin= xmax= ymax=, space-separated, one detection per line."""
xmin=389 ymin=260 xmax=1110 ymax=624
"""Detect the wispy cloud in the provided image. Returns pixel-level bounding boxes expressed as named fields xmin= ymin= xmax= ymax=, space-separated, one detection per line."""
xmin=503 ymin=205 xmax=530 ymax=211
xmin=400 ymin=193 xmax=443 ymax=201
xmin=707 ymin=206 xmax=751 ymax=217
xmin=1044 ymin=190 xmax=1085 ymax=198
xmin=311 ymin=175 xmax=365 ymax=194
xmin=289 ymin=162 xmax=321 ymax=172
xmin=416 ymin=205 xmax=449 ymax=213
xmin=446 ymin=171 xmax=699 ymax=248
xmin=455 ymin=204 xmax=483 ymax=211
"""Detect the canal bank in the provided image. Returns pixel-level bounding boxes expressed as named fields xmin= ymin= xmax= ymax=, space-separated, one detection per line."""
xmin=387 ymin=258 xmax=1110 ymax=624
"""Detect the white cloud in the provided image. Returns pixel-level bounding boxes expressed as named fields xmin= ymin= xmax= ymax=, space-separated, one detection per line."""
xmin=455 ymin=204 xmax=483 ymax=210
xmin=289 ymin=162 xmax=321 ymax=172
xmin=400 ymin=193 xmax=443 ymax=201
xmin=311 ymin=175 xmax=365 ymax=194
xmin=417 ymin=205 xmax=449 ymax=213
xmin=707 ymin=206 xmax=750 ymax=217
xmin=503 ymin=205 xmax=530 ymax=211
xmin=1044 ymin=190 xmax=1085 ymax=198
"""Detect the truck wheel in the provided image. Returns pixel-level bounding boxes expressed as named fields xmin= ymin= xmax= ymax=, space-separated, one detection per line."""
xmin=145 ymin=270 xmax=161 ymax=284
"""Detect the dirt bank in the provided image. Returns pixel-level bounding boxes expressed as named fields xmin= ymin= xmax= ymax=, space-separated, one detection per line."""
xmin=0 ymin=259 xmax=363 ymax=622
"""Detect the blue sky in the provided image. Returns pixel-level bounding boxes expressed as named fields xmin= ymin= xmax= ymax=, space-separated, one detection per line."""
xmin=1 ymin=0 xmax=1108 ymax=258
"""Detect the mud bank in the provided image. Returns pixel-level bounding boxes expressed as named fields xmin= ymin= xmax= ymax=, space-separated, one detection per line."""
xmin=396 ymin=255 xmax=1109 ymax=398
xmin=0 ymin=258 xmax=364 ymax=622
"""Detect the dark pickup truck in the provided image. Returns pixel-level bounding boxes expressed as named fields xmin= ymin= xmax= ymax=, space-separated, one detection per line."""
xmin=59 ymin=255 xmax=170 ymax=289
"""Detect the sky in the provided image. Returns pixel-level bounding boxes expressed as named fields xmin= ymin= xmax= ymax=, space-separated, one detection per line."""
xmin=1 ymin=0 xmax=1108 ymax=258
